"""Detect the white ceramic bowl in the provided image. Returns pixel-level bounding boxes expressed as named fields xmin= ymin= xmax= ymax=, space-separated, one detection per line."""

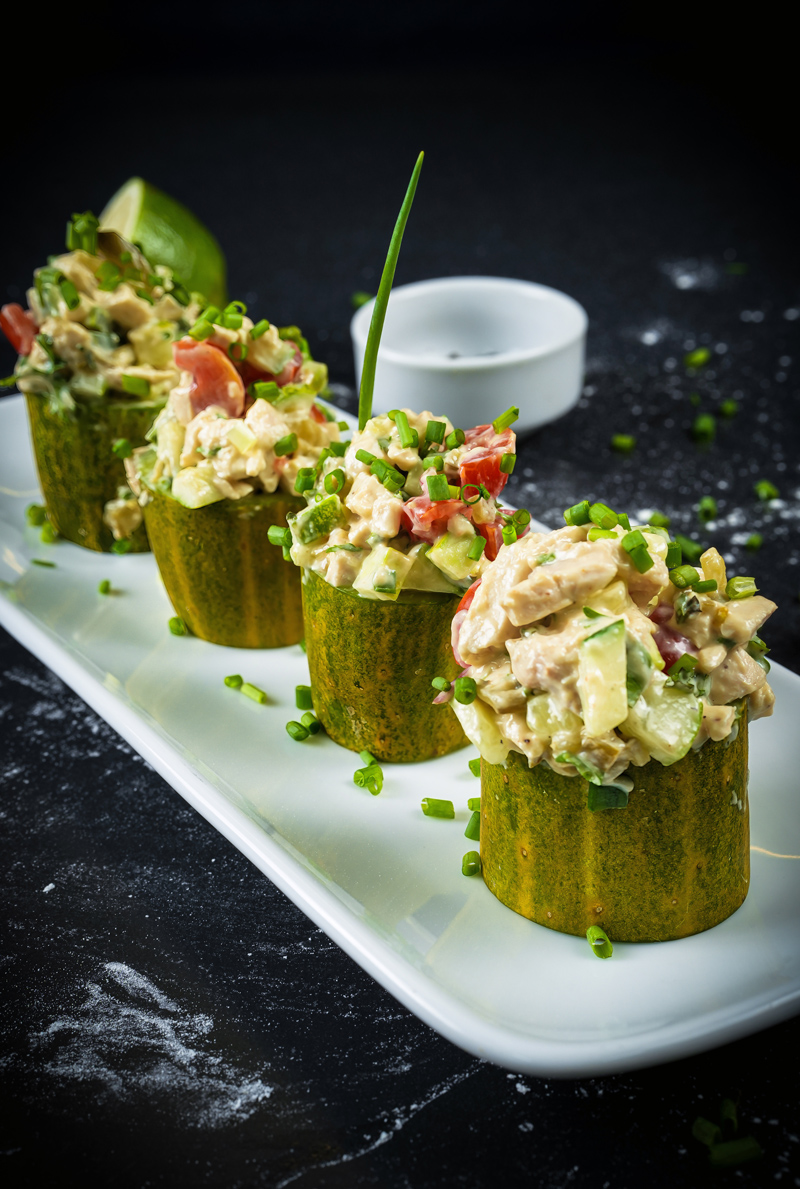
xmin=350 ymin=276 xmax=587 ymax=432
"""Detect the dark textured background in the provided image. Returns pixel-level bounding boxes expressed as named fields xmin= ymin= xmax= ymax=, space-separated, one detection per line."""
xmin=2 ymin=6 xmax=799 ymax=1186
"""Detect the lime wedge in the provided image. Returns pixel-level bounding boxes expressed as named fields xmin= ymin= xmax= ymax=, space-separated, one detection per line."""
xmin=100 ymin=177 xmax=227 ymax=306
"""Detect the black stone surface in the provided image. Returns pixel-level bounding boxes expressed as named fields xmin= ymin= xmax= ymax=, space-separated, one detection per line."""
xmin=2 ymin=25 xmax=800 ymax=1189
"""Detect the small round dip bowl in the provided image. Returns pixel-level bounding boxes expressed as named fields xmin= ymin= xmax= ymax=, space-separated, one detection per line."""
xmin=351 ymin=276 xmax=587 ymax=432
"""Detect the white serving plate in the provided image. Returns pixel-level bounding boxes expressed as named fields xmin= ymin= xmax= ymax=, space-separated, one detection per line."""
xmin=1 ymin=392 xmax=799 ymax=1078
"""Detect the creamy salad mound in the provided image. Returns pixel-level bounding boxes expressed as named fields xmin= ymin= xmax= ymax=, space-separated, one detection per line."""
xmin=446 ymin=503 xmax=775 ymax=785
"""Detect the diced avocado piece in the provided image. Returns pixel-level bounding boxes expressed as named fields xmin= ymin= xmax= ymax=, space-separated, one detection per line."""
xmin=626 ymin=635 xmax=654 ymax=705
xmin=621 ymin=671 xmax=702 ymax=765
xmin=292 ymin=494 xmax=345 ymax=545
xmin=578 ymin=618 xmax=627 ymax=735
xmin=156 ymin=417 xmax=186 ymax=475
xmin=404 ymin=543 xmax=463 ymax=594
xmin=427 ymin=531 xmax=478 ymax=583
xmin=450 ymin=695 xmax=509 ymax=766
xmin=128 ymin=320 xmax=177 ymax=368
xmin=353 ymin=545 xmax=415 ymax=602
xmin=171 ymin=465 xmax=225 ymax=508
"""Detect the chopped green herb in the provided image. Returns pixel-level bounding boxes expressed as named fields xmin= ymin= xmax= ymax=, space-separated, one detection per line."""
xmin=692 ymin=1117 xmax=722 ymax=1148
xmin=354 ymin=763 xmax=384 ymax=794
xmin=745 ymin=532 xmax=762 ymax=551
xmin=692 ymin=578 xmax=717 ymax=593
xmin=583 ymin=606 xmax=603 ymax=618
xmin=445 ymin=428 xmax=465 ymax=449
xmin=31 ymin=558 xmax=55 ymax=567
xmin=324 ymin=467 xmax=346 ymax=495
xmin=611 ymin=433 xmax=635 ymax=453
xmin=462 ymin=851 xmax=481 ymax=876
xmin=426 ymin=473 xmax=450 ymax=502
xmin=684 ymin=347 xmax=711 ymax=369
xmin=467 ymin=536 xmax=486 ymax=562
xmin=394 ymin=410 xmax=419 ymax=449
xmin=586 ymin=925 xmax=613 ymax=959
xmin=224 ymin=674 xmax=243 ymax=689
xmin=753 ymin=478 xmax=778 ymax=501
xmin=589 ymin=501 xmax=618 ymax=530
xmin=286 ymin=720 xmax=310 ymax=741
xmin=588 ymin=786 xmax=629 ymax=811
xmin=168 ymin=616 xmax=188 ymax=636
xmin=720 ymin=398 xmax=738 ymax=417
xmin=665 ymin=540 xmax=682 ymax=569
xmin=621 ymin=529 xmax=647 ymax=553
xmin=40 ymin=523 xmax=58 ymax=544
xmin=674 ymin=534 xmax=704 ymax=565
xmin=492 ymin=406 xmax=519 ymax=433
xmin=295 ymin=685 xmax=313 ymax=710
xmin=691 ymin=412 xmax=716 ymax=442
xmin=120 ymin=374 xmax=151 ymax=398
xmin=98 ymin=579 xmax=111 ymax=595
xmin=587 ymin=527 xmax=617 ymax=541
xmin=228 ymin=340 xmax=248 ymax=363
xmin=554 ymin=751 xmax=603 ymax=784
xmin=537 ymin=552 xmax=555 ymax=565
xmin=499 ymin=452 xmax=516 ymax=473
xmin=294 ymin=468 xmax=315 ymax=494
xmin=267 ymin=525 xmax=292 ymax=548
xmin=726 ymin=576 xmax=758 ymax=600
xmin=188 ymin=318 xmax=214 ymax=341
xmin=464 ymin=810 xmax=481 ymax=841
xmin=697 ymin=495 xmax=717 ymax=522
xmin=501 ymin=525 xmax=517 ymax=547
xmin=252 ymin=380 xmax=280 ymax=402
xmin=675 ymin=589 xmax=701 ymax=623
xmin=421 ymin=797 xmax=455 ymax=819
xmin=468 ymin=759 xmax=481 ymax=778
xmin=301 ymin=711 xmax=322 ymax=735
xmin=628 ymin=544 xmax=654 ymax=573
xmin=431 ymin=676 xmax=451 ymax=692
xmin=670 ymin=564 xmax=700 ymax=588
xmin=648 ymin=510 xmax=671 ymax=528
xmin=563 ymin=499 xmax=591 ymax=526
xmin=111 ymin=539 xmax=131 ymax=555
xmin=249 ymin=318 xmax=270 ymax=339
xmin=112 ymin=438 xmax=132 ymax=460
xmin=708 ymin=1137 xmax=763 ymax=1168
xmin=26 ymin=503 xmax=47 ymax=527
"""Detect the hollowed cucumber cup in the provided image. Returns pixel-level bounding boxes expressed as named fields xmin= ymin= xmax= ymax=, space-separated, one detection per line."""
xmin=480 ymin=715 xmax=749 ymax=943
xmin=26 ymin=392 xmax=163 ymax=552
xmin=141 ymin=482 xmax=305 ymax=648
xmin=302 ymin=569 xmax=468 ymax=763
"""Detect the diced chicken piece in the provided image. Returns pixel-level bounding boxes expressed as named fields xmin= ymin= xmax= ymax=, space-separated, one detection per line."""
xmin=700 ymin=702 xmax=738 ymax=743
xmin=748 ymin=682 xmax=775 ymax=721
xmin=103 ymin=495 xmax=143 ymax=540
xmin=497 ymin=709 xmax=548 ymax=766
xmin=674 ymin=595 xmax=730 ymax=650
xmin=618 ymin=551 xmax=670 ymax=605
xmin=371 ymin=491 xmax=403 ymax=539
xmin=696 ymin=643 xmax=729 ymax=673
xmin=502 ymin=544 xmax=618 ymax=627
xmin=324 ymin=549 xmax=363 ymax=587
xmin=700 ymin=547 xmax=727 ymax=590
xmin=152 ymin=294 xmax=187 ymax=322
xmin=345 ymin=472 xmax=385 ymax=520
xmin=51 ymin=250 xmax=99 ymax=295
xmin=506 ymin=630 xmax=583 ymax=719
xmin=709 ymin=646 xmax=766 ymax=704
xmin=475 ymin=660 xmax=526 ymax=712
xmin=94 ymin=283 xmax=154 ymax=330
xmin=718 ymin=595 xmax=777 ymax=644
xmin=458 ymin=542 xmax=537 ymax=665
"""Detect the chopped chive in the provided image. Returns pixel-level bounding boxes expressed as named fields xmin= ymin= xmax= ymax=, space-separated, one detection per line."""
xmin=425 ymin=419 xmax=446 ymax=444
xmin=120 ymin=374 xmax=151 ymax=398
xmin=355 ymin=448 xmax=376 ymax=467
xmin=59 ymin=277 xmax=80 ymax=310
xmin=692 ymin=1116 xmax=723 ymax=1148
xmin=563 ymin=499 xmax=591 ymax=526
xmin=394 ymin=410 xmax=418 ymax=449
xmin=445 ymin=428 xmax=465 ymax=449
xmin=454 ymin=676 xmax=477 ymax=704
xmin=707 ymin=1137 xmax=763 ymax=1168
xmin=111 ymin=539 xmax=131 ymax=555
xmin=337 ymin=420 xmax=350 ymax=432
xmin=351 ymin=290 xmax=374 ymax=309
xmin=112 ymin=438 xmax=132 ymax=459
xmin=670 ymin=564 xmax=700 ymax=588
xmin=667 ymin=654 xmax=698 ymax=678
xmin=295 ymin=684 xmax=313 ymax=710
xmin=301 ymin=711 xmax=321 ymax=735
xmin=648 ymin=510 xmax=671 ymax=528
xmin=697 ymin=495 xmax=717 ymax=522
xmin=249 ymin=318 xmax=270 ymax=339
xmin=294 ymin=468 xmax=315 ymax=493
xmin=228 ymin=340 xmax=248 ymax=363
xmin=461 ymin=483 xmax=483 ymax=506
xmin=628 ymin=544 xmax=654 ymax=573
xmin=26 ymin=504 xmax=47 ymax=526
xmin=589 ymin=501 xmax=618 ymax=530
xmin=282 ymin=545 xmax=291 ymax=560
xmin=745 ymin=532 xmax=762 ymax=551
xmin=464 ymin=811 xmax=481 ymax=842
xmin=583 ymin=606 xmax=603 ymax=618
xmin=468 ymin=760 xmax=481 ymax=778
xmin=720 ymin=398 xmax=738 ymax=418
xmin=98 ymin=579 xmax=111 ymax=595
xmin=726 ymin=576 xmax=758 ymax=600
xmin=427 ymin=455 xmax=444 ymax=473
xmin=665 ymin=541 xmax=682 ymax=569
xmin=168 ymin=616 xmax=188 ymax=636
xmin=753 ymin=478 xmax=778 ymax=501
xmin=587 ymin=527 xmax=617 ymax=541
xmin=40 ymin=522 xmax=57 ymax=544
xmin=359 ymin=153 xmax=424 ymax=431
xmin=691 ymin=412 xmax=716 ymax=442
xmin=492 ymin=406 xmax=519 ymax=433
xmin=272 ymin=432 xmax=297 ymax=458
xmin=684 ymin=346 xmax=711 ymax=368
xmin=421 ymin=797 xmax=455 ymax=819
xmin=431 ymin=676 xmax=451 ymax=692
xmin=252 ymin=380 xmax=280 ymax=401
xmin=467 ymin=536 xmax=486 ymax=561
xmin=621 ymin=529 xmax=646 ymax=553
xmin=426 ymin=473 xmax=450 ymax=502
xmin=354 ymin=763 xmax=383 ymax=795
xmin=324 ymin=467 xmax=346 ymax=494
xmin=224 ymin=674 xmax=243 ymax=689
xmin=31 ymin=558 xmax=55 ymax=567
xmin=611 ymin=433 xmax=635 ymax=453
xmin=299 ymin=638 xmax=307 ymax=652
xmin=329 ymin=440 xmax=347 ymax=457
xmin=267 ymin=525 xmax=292 ymax=548
xmin=358 ymin=750 xmax=376 ymax=766
xmin=220 ymin=311 xmax=243 ymax=330
xmin=499 ymin=452 xmax=516 ymax=474
xmin=461 ymin=851 xmax=481 ymax=877
xmin=286 ymin=720 xmax=310 ymax=741
xmin=675 ymin=589 xmax=700 ymax=623
xmin=674 ymin=534 xmax=704 ymax=564
xmin=501 ymin=525 xmax=517 ymax=547
xmin=512 ymin=509 xmax=531 ymax=528
xmin=617 ymin=512 xmax=631 ymax=531
xmin=586 ymin=926 xmax=613 ymax=959
xmin=538 ymin=552 xmax=555 ymax=565
xmin=692 ymin=578 xmax=718 ymax=593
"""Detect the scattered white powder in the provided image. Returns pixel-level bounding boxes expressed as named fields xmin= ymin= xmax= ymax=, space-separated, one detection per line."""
xmin=31 ymin=962 xmax=273 ymax=1129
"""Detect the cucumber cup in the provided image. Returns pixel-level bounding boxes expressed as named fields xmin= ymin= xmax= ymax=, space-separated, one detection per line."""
xmin=449 ymin=499 xmax=777 ymax=944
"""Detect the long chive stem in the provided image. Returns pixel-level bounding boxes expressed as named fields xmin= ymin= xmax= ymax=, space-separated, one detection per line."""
xmin=358 ymin=152 xmax=424 ymax=430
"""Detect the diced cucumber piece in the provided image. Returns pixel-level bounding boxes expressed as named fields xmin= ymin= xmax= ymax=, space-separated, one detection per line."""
xmin=427 ymin=531 xmax=478 ymax=583
xmin=404 ymin=543 xmax=462 ymax=594
xmin=226 ymin=421 xmax=258 ymax=454
xmin=450 ymin=696 xmax=509 ymax=766
xmin=69 ymin=370 xmax=108 ymax=399
xmin=171 ymin=465 xmax=225 ymax=508
xmin=583 ymin=579 xmax=628 ymax=617
xmin=403 ymin=460 xmax=427 ymax=498
xmin=353 ymin=545 xmax=415 ymax=602
xmin=578 ymin=618 xmax=627 ymax=735
xmin=292 ymin=494 xmax=345 ymax=545
xmin=129 ymin=320 xmax=176 ymax=368
xmin=625 ymin=635 xmax=654 ymax=705
xmin=156 ymin=416 xmax=185 ymax=475
xmin=621 ymin=671 xmax=702 ymax=765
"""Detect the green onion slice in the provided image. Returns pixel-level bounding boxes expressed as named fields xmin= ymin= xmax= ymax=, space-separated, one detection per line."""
xmin=563 ymin=499 xmax=591 ymax=526
xmin=426 ymin=473 xmax=450 ymax=502
xmin=224 ymin=674 xmax=243 ymax=689
xmin=431 ymin=676 xmax=451 ymax=692
xmin=286 ymin=720 xmax=310 ymax=741
xmin=586 ymin=925 xmax=613 ymax=959
xmin=492 ymin=406 xmax=519 ymax=433
xmin=249 ymin=318 xmax=270 ymax=339
xmin=726 ymin=576 xmax=758 ymax=600
xmin=670 ymin=564 xmax=700 ymax=588
xmin=98 ymin=578 xmax=111 ymax=595
xmin=168 ymin=616 xmax=188 ymax=636
xmin=467 ymin=536 xmax=486 ymax=561
xmin=421 ymin=797 xmax=455 ymax=819
xmin=499 ymin=452 xmax=516 ymax=474
xmin=468 ymin=761 xmax=481 ymax=779
xmin=274 ymin=433 xmax=298 ymax=457
xmin=445 ymin=428 xmax=465 ymax=449
xmin=462 ymin=851 xmax=481 ymax=877
xmin=464 ymin=810 xmax=481 ymax=841
xmin=295 ymin=685 xmax=313 ymax=710
xmin=454 ymin=676 xmax=477 ymax=704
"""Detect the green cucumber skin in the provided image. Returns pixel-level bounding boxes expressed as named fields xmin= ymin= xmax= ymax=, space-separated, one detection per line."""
xmin=481 ymin=717 xmax=749 ymax=942
xmin=302 ymin=569 xmax=468 ymax=763
xmin=26 ymin=393 xmax=161 ymax=552
xmin=143 ymin=487 xmax=305 ymax=648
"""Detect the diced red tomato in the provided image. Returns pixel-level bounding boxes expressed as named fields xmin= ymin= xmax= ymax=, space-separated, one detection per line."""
xmin=173 ymin=339 xmax=246 ymax=417
xmin=653 ymin=625 xmax=695 ymax=671
xmin=274 ymin=342 xmax=304 ymax=386
xmin=0 ymin=303 xmax=37 ymax=356
xmin=476 ymin=521 xmax=504 ymax=561
xmin=401 ymin=495 xmax=467 ymax=543
xmin=310 ymin=403 xmax=326 ymax=424
xmin=458 ymin=424 xmax=515 ymax=499
xmin=457 ymin=580 xmax=481 ymax=615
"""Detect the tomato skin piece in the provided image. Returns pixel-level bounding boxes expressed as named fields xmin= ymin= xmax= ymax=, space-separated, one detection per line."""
xmin=173 ymin=339 xmax=246 ymax=417
xmin=459 ymin=450 xmax=506 ymax=500
xmin=476 ymin=521 xmax=504 ymax=561
xmin=457 ymin=580 xmax=481 ymax=614
xmin=0 ymin=303 xmax=37 ymax=356
xmin=401 ymin=495 xmax=466 ymax=543
xmin=275 ymin=343 xmax=304 ymax=386
xmin=310 ymin=403 xmax=326 ymax=424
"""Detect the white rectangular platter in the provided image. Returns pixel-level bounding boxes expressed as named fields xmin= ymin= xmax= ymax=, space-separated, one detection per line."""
xmin=2 ymin=392 xmax=799 ymax=1077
